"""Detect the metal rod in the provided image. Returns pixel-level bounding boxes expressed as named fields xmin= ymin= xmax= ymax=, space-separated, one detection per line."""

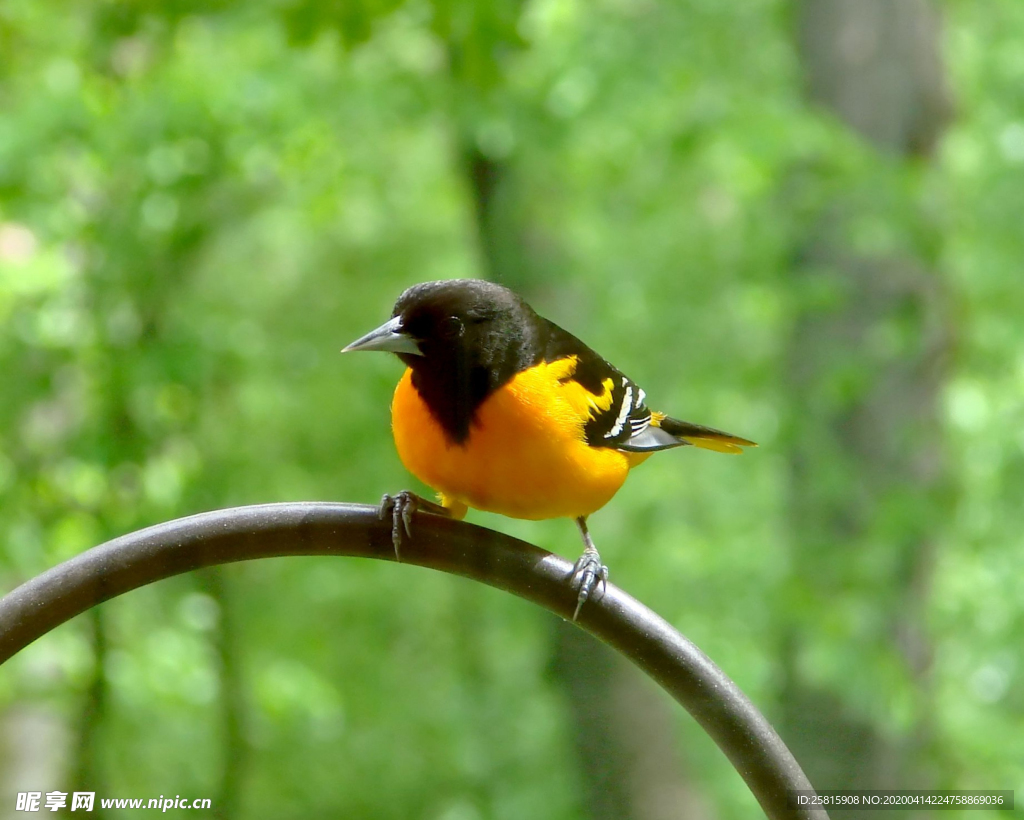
xmin=0 ymin=502 xmax=826 ymax=819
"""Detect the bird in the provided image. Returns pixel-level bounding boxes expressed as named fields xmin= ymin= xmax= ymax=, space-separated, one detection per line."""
xmin=343 ymin=279 xmax=755 ymax=619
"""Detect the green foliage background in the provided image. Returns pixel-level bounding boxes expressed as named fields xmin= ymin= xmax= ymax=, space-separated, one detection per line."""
xmin=1 ymin=0 xmax=1021 ymax=816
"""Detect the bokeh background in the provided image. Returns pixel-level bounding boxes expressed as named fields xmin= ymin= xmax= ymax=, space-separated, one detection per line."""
xmin=1 ymin=0 xmax=1022 ymax=817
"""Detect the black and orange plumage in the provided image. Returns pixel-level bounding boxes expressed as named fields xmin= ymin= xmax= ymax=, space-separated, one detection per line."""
xmin=344 ymin=279 xmax=755 ymax=617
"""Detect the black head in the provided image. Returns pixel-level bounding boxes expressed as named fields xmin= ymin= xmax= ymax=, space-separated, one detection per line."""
xmin=344 ymin=279 xmax=545 ymax=443
xmin=390 ymin=279 xmax=533 ymax=365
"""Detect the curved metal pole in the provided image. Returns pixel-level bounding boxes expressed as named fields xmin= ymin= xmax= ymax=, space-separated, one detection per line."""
xmin=0 ymin=502 xmax=826 ymax=820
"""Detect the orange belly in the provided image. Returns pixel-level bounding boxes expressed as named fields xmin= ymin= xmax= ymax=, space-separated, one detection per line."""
xmin=391 ymin=366 xmax=646 ymax=520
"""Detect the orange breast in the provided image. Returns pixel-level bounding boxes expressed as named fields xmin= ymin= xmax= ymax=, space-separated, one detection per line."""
xmin=391 ymin=364 xmax=646 ymax=520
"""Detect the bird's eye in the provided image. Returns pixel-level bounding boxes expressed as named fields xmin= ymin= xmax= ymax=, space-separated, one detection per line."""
xmin=439 ymin=316 xmax=464 ymax=339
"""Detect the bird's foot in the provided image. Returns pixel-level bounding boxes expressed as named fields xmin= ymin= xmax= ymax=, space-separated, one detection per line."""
xmin=570 ymin=547 xmax=609 ymax=621
xmin=379 ymin=491 xmax=450 ymax=561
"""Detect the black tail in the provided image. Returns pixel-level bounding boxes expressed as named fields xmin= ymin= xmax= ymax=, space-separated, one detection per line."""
xmin=656 ymin=416 xmax=757 ymax=454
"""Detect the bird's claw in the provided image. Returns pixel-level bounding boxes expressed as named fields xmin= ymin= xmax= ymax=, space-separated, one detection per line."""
xmin=570 ymin=550 xmax=609 ymax=621
xmin=379 ymin=491 xmax=418 ymax=560
xmin=379 ymin=491 xmax=452 ymax=561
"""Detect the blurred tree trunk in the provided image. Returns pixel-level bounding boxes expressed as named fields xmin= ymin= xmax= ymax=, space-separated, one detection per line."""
xmin=71 ymin=608 xmax=107 ymax=814
xmin=461 ymin=141 xmax=710 ymax=820
xmin=783 ymin=0 xmax=953 ymax=807
xmin=198 ymin=570 xmax=248 ymax=820
xmin=551 ymin=622 xmax=712 ymax=820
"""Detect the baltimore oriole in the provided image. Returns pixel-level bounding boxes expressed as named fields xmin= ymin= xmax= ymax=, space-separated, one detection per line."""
xmin=344 ymin=279 xmax=755 ymax=618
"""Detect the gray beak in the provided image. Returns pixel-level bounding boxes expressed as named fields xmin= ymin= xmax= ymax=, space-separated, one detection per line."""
xmin=342 ymin=315 xmax=423 ymax=356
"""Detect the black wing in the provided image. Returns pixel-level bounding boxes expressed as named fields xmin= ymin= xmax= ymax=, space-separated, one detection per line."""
xmin=538 ymin=318 xmax=682 ymax=451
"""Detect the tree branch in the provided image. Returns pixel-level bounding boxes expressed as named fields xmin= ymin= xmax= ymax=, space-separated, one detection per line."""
xmin=0 ymin=502 xmax=827 ymax=820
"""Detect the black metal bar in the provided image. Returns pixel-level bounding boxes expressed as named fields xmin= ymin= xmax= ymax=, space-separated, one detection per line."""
xmin=0 ymin=502 xmax=826 ymax=820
